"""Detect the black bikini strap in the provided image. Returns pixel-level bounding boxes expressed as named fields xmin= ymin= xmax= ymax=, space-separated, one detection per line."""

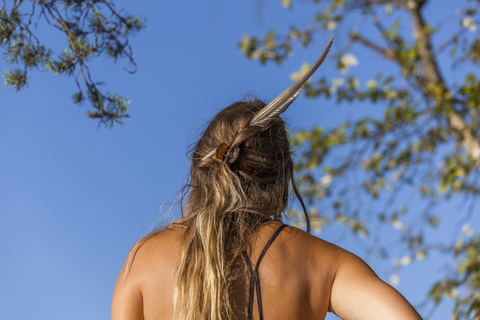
xmin=243 ymin=224 xmax=288 ymax=320
xmin=254 ymin=224 xmax=288 ymax=269
xmin=243 ymin=254 xmax=256 ymax=320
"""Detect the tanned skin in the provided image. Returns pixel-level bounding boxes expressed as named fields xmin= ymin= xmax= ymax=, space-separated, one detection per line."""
xmin=112 ymin=221 xmax=423 ymax=320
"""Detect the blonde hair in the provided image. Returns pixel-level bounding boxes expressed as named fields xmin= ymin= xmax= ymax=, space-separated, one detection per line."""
xmin=126 ymin=99 xmax=310 ymax=319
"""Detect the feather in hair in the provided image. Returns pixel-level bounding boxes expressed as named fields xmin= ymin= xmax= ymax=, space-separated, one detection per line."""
xmin=249 ymin=36 xmax=333 ymax=128
xmin=201 ymin=36 xmax=333 ymax=161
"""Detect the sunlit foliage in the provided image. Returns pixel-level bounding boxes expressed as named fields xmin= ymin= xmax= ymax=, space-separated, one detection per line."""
xmin=1 ymin=0 xmax=145 ymax=127
xmin=241 ymin=0 xmax=480 ymax=318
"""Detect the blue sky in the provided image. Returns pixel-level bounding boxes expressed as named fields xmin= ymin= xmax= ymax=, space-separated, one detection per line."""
xmin=1 ymin=1 xmax=478 ymax=319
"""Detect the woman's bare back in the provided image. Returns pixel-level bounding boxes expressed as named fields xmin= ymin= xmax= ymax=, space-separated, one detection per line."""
xmin=112 ymin=221 xmax=422 ymax=320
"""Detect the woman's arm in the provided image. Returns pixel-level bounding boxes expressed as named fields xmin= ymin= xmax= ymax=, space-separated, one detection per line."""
xmin=329 ymin=250 xmax=423 ymax=320
xmin=111 ymin=259 xmax=144 ymax=320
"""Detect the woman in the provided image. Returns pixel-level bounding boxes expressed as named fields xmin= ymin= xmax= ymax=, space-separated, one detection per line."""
xmin=112 ymin=38 xmax=423 ymax=320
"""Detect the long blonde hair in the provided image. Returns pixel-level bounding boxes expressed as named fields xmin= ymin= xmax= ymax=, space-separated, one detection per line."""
xmin=126 ymin=99 xmax=309 ymax=319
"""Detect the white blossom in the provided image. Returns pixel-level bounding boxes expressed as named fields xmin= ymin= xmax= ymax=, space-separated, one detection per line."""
xmin=341 ymin=53 xmax=359 ymax=66
xmin=320 ymin=175 xmax=333 ymax=188
xmin=390 ymin=274 xmax=400 ymax=286
xmin=385 ymin=4 xmax=392 ymax=15
xmin=366 ymin=80 xmax=378 ymax=89
xmin=392 ymin=219 xmax=404 ymax=230
xmin=339 ymin=53 xmax=359 ymax=74
xmin=400 ymin=255 xmax=412 ymax=266
xmin=326 ymin=20 xmax=336 ymax=30
xmin=407 ymin=1 xmax=417 ymax=9
xmin=329 ymin=77 xmax=345 ymax=94
xmin=462 ymin=223 xmax=474 ymax=236
xmin=384 ymin=87 xmax=398 ymax=99
xmin=416 ymin=249 xmax=426 ymax=261
xmin=462 ymin=16 xmax=477 ymax=32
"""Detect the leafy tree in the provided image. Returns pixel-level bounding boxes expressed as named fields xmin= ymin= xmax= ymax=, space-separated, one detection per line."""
xmin=240 ymin=0 xmax=480 ymax=318
xmin=0 ymin=0 xmax=145 ymax=127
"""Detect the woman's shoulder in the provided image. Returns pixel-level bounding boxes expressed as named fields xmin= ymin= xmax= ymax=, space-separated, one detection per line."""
xmin=135 ymin=228 xmax=185 ymax=261
xmin=125 ymin=228 xmax=185 ymax=281
xmin=261 ymin=222 xmax=348 ymax=259
xmin=130 ymin=221 xmax=352 ymax=281
xmin=250 ymin=222 xmax=347 ymax=276
xmin=277 ymin=224 xmax=423 ymax=319
xmin=134 ymin=222 xmax=350 ymax=271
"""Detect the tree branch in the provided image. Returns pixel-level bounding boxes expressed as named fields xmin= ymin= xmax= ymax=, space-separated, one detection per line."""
xmin=349 ymin=31 xmax=394 ymax=59
xmin=409 ymin=4 xmax=480 ymax=165
xmin=349 ymin=31 xmax=427 ymax=88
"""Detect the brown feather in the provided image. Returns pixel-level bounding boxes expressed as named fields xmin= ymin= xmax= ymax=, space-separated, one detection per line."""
xmin=249 ymin=36 xmax=334 ymax=128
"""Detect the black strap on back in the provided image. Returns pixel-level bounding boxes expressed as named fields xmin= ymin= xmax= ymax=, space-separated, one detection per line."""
xmin=243 ymin=224 xmax=288 ymax=320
